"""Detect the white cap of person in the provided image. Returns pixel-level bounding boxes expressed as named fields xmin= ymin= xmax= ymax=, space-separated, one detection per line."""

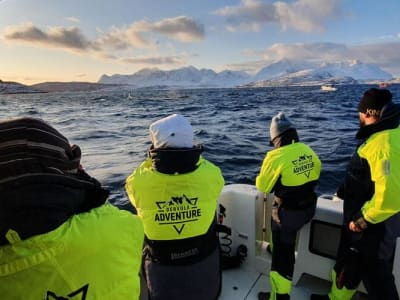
xmin=149 ymin=114 xmax=194 ymax=149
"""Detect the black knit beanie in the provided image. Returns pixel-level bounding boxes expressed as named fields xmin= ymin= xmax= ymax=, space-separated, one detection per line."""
xmin=358 ymin=88 xmax=392 ymax=117
xmin=0 ymin=117 xmax=81 ymax=182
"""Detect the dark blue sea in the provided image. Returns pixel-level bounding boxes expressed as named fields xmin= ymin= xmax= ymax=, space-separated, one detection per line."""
xmin=1 ymin=84 xmax=399 ymax=208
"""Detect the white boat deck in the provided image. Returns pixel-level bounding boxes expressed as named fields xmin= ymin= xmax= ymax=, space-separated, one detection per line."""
xmin=140 ymin=260 xmax=367 ymax=300
xmin=220 ymin=259 xmax=367 ymax=300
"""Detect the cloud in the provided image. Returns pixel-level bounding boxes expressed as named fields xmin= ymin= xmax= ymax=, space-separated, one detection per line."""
xmin=95 ymin=16 xmax=204 ymax=52
xmin=95 ymin=26 xmax=152 ymax=50
xmin=135 ymin=16 xmax=205 ymax=42
xmin=262 ymin=42 xmax=350 ymax=62
xmin=2 ymin=15 xmax=204 ymax=51
xmin=65 ymin=17 xmax=80 ymax=23
xmin=215 ymin=0 xmax=342 ymax=32
xmin=120 ymin=55 xmax=184 ymax=65
xmin=351 ymin=42 xmax=400 ymax=75
xmin=1 ymin=16 xmax=204 ymax=67
xmin=231 ymin=41 xmax=400 ymax=76
xmin=3 ymin=23 xmax=97 ymax=52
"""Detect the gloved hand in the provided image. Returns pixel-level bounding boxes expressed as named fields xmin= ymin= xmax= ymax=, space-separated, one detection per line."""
xmin=272 ymin=197 xmax=282 ymax=224
xmin=349 ymin=216 xmax=368 ymax=232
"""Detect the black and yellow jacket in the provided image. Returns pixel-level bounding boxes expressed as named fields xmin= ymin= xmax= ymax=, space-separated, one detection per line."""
xmin=338 ymin=102 xmax=400 ymax=225
xmin=256 ymin=130 xmax=321 ymax=209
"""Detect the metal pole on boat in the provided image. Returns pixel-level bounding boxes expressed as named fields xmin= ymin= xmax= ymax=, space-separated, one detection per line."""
xmin=262 ymin=194 xmax=268 ymax=242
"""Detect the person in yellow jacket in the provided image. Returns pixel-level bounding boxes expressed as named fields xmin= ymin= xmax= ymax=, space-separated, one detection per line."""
xmin=125 ymin=113 xmax=224 ymax=300
xmin=256 ymin=112 xmax=321 ymax=300
xmin=0 ymin=117 xmax=144 ymax=300
xmin=311 ymin=88 xmax=400 ymax=300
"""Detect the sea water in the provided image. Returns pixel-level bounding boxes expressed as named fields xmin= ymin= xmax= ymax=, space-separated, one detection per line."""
xmin=1 ymin=84 xmax=398 ymax=208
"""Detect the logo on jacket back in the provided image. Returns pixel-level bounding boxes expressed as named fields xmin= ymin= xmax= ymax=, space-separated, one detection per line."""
xmin=46 ymin=284 xmax=88 ymax=300
xmin=292 ymin=154 xmax=314 ymax=178
xmin=155 ymin=194 xmax=201 ymax=234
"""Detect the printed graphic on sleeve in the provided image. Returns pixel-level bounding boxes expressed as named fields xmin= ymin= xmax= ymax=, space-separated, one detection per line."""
xmin=46 ymin=284 xmax=89 ymax=300
xmin=292 ymin=154 xmax=315 ymax=178
xmin=155 ymin=194 xmax=201 ymax=234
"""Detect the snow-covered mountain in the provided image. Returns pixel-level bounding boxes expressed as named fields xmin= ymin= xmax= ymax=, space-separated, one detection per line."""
xmin=0 ymin=80 xmax=41 ymax=94
xmin=99 ymin=60 xmax=393 ymax=89
xmin=99 ymin=66 xmax=251 ymax=88
xmin=253 ymin=59 xmax=316 ymax=81
xmin=316 ymin=60 xmax=392 ymax=81
xmin=253 ymin=59 xmax=392 ymax=82
xmin=242 ymin=69 xmax=358 ymax=88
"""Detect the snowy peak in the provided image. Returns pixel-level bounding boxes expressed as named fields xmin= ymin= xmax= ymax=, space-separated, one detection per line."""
xmin=254 ymin=59 xmax=392 ymax=81
xmin=315 ymin=60 xmax=392 ymax=80
xmin=254 ymin=59 xmax=316 ymax=81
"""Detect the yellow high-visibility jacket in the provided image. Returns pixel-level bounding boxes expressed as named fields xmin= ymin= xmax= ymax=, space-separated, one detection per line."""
xmin=0 ymin=204 xmax=144 ymax=300
xmin=125 ymin=156 xmax=224 ymax=241
xmin=359 ymin=127 xmax=400 ymax=223
xmin=256 ymin=142 xmax=321 ymax=194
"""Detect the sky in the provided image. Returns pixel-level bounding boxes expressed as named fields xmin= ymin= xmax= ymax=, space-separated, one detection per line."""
xmin=1 ymin=0 xmax=400 ymax=85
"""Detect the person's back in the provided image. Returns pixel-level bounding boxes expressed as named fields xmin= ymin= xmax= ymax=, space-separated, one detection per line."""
xmin=0 ymin=117 xmax=144 ymax=300
xmin=256 ymin=112 xmax=321 ymax=300
xmin=125 ymin=114 xmax=224 ymax=300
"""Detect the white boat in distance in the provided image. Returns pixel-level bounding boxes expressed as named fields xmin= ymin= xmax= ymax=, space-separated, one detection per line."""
xmin=321 ymin=84 xmax=337 ymax=91
xmin=139 ymin=184 xmax=399 ymax=300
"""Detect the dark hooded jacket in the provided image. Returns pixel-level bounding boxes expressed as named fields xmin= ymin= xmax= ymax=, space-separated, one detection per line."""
xmin=337 ymin=102 xmax=400 ymax=225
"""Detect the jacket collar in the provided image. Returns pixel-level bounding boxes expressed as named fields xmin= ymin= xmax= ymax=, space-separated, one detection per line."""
xmin=356 ymin=103 xmax=400 ymax=140
xmin=148 ymin=145 xmax=203 ymax=174
xmin=0 ymin=171 xmax=109 ymax=245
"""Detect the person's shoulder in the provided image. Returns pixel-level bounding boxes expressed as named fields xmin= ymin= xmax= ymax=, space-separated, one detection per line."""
xmin=127 ymin=158 xmax=154 ymax=180
xmin=88 ymin=204 xmax=135 ymax=218
xmin=94 ymin=204 xmax=144 ymax=231
xmin=198 ymin=157 xmax=224 ymax=175
xmin=86 ymin=205 xmax=144 ymax=248
xmin=296 ymin=142 xmax=319 ymax=154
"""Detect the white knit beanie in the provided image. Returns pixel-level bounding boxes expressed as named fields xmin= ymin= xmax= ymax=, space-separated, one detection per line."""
xmin=269 ymin=112 xmax=293 ymax=141
xmin=149 ymin=114 xmax=194 ymax=149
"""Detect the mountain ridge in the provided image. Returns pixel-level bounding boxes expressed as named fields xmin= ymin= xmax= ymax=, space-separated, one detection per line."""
xmin=98 ymin=59 xmax=394 ymax=88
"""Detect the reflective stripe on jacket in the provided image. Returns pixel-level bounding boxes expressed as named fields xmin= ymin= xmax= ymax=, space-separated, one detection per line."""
xmin=0 ymin=204 xmax=144 ymax=300
xmin=125 ymin=156 xmax=224 ymax=241
xmin=358 ymin=127 xmax=400 ymax=223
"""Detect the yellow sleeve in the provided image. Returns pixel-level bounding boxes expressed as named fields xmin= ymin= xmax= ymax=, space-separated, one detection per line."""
xmin=125 ymin=158 xmax=152 ymax=208
xmin=256 ymin=153 xmax=281 ymax=194
xmin=361 ymin=157 xmax=399 ymax=223
xmin=359 ymin=135 xmax=400 ymax=223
